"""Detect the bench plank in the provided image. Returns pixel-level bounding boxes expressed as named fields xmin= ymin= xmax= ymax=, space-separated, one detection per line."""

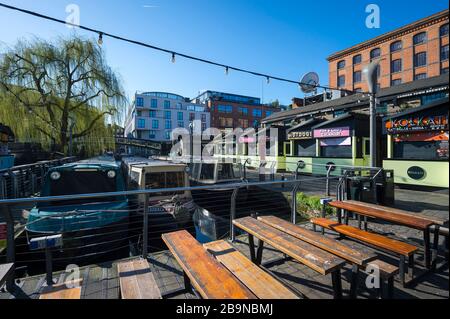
xmin=345 ymin=200 xmax=448 ymax=226
xmin=311 ymin=218 xmax=418 ymax=256
xmin=162 ymin=230 xmax=256 ymax=299
xmin=365 ymin=259 xmax=399 ymax=278
xmin=329 ymin=201 xmax=433 ymax=230
xmin=118 ymin=259 xmax=162 ymax=299
xmin=258 ymin=216 xmax=376 ymax=266
xmin=233 ymin=217 xmax=345 ymax=275
xmin=39 ymin=279 xmax=83 ymax=299
xmin=204 ymin=240 xmax=299 ymax=299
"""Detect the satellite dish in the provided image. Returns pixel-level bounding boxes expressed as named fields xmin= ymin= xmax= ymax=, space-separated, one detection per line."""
xmin=299 ymin=72 xmax=320 ymax=93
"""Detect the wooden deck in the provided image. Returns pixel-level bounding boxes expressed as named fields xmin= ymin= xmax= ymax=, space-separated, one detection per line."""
xmin=0 ymin=231 xmax=448 ymax=300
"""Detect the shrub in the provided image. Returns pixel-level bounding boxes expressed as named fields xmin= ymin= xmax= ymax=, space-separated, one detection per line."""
xmin=296 ymin=192 xmax=336 ymax=219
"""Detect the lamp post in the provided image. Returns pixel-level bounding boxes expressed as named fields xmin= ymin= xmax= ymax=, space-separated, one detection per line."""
xmin=189 ymin=121 xmax=194 ymax=165
xmin=363 ymin=60 xmax=380 ymax=168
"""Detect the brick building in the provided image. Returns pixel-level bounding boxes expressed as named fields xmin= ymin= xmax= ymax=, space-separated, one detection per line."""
xmin=328 ymin=10 xmax=449 ymax=93
xmin=193 ymin=91 xmax=281 ymax=131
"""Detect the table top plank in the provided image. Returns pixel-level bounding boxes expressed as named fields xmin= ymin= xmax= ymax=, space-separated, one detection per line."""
xmin=233 ymin=217 xmax=346 ymax=275
xmin=204 ymin=240 xmax=299 ymax=299
xmin=162 ymin=230 xmax=256 ymax=299
xmin=329 ymin=201 xmax=434 ymax=230
xmin=118 ymin=259 xmax=162 ymax=299
xmin=258 ymin=216 xmax=376 ymax=266
xmin=345 ymin=200 xmax=448 ymax=226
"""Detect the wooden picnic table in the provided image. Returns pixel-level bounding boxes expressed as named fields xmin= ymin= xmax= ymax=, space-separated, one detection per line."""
xmin=233 ymin=216 xmax=346 ymax=299
xmin=329 ymin=200 xmax=438 ymax=270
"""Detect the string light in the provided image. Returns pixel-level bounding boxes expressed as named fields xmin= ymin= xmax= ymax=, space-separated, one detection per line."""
xmin=266 ymin=76 xmax=270 ymax=84
xmin=97 ymin=32 xmax=103 ymax=46
xmin=225 ymin=66 xmax=229 ymax=75
xmin=0 ymin=2 xmax=369 ymax=95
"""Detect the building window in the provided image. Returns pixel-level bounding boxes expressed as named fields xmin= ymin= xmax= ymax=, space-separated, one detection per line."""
xmin=414 ymin=52 xmax=427 ymax=68
xmin=164 ymin=111 xmax=171 ymax=119
xmin=391 ymin=79 xmax=402 ymax=86
xmin=165 ymin=131 xmax=171 ymax=140
xmin=337 ymin=75 xmax=345 ymax=87
xmin=136 ymin=97 xmax=144 ymax=107
xmin=442 ymin=67 xmax=449 ymax=75
xmin=178 ymin=121 xmax=184 ymax=128
xmin=441 ymin=45 xmax=449 ymax=61
xmin=337 ymin=60 xmax=346 ymax=69
xmin=151 ymin=99 xmax=158 ymax=108
xmin=137 ymin=118 xmax=145 ymax=129
xmin=414 ymin=73 xmax=427 ymax=81
xmin=391 ymin=59 xmax=402 ymax=73
xmin=201 ymin=123 xmax=207 ymax=131
xmin=164 ymin=100 xmax=170 ymax=109
xmin=219 ymin=117 xmax=233 ymax=128
xmin=353 ymin=71 xmax=362 ymax=83
xmin=252 ymin=109 xmax=262 ymax=117
xmin=353 ymin=54 xmax=362 ymax=65
xmin=149 ymin=110 xmax=156 ymax=117
xmin=238 ymin=119 xmax=249 ymax=128
xmin=440 ymin=24 xmax=449 ymax=37
xmin=390 ymin=41 xmax=402 ymax=52
xmin=265 ymin=110 xmax=273 ymax=117
xmin=252 ymin=120 xmax=259 ymax=128
xmin=370 ymin=48 xmax=381 ymax=61
xmin=176 ymin=102 xmax=182 ymax=110
xmin=152 ymin=119 xmax=159 ymax=129
xmin=189 ymin=113 xmax=195 ymax=121
xmin=165 ymin=120 xmax=172 ymax=129
xmin=201 ymin=114 xmax=207 ymax=122
xmin=238 ymin=107 xmax=248 ymax=115
xmin=177 ymin=112 xmax=183 ymax=121
xmin=149 ymin=130 xmax=156 ymax=139
xmin=413 ymin=32 xmax=427 ymax=45
xmin=218 ymin=105 xmax=233 ymax=113
xmin=136 ymin=110 xmax=142 ymax=117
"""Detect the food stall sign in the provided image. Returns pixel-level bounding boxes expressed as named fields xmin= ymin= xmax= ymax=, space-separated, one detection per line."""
xmin=313 ymin=127 xmax=350 ymax=138
xmin=385 ymin=115 xmax=448 ymax=133
xmin=288 ymin=131 xmax=313 ymax=140
xmin=0 ymin=222 xmax=6 ymax=249
xmin=407 ymin=166 xmax=425 ymax=180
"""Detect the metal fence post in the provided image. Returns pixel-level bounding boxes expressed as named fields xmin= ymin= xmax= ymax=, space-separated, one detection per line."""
xmin=142 ymin=194 xmax=149 ymax=259
xmin=291 ymin=182 xmax=300 ymax=224
xmin=230 ymin=187 xmax=239 ymax=242
xmin=2 ymin=204 xmax=15 ymax=290
xmin=326 ymin=165 xmax=333 ymax=196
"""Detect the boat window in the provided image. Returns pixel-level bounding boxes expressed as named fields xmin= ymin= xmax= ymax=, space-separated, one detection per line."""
xmin=200 ymin=164 xmax=215 ymax=180
xmin=145 ymin=172 xmax=185 ymax=195
xmin=217 ymin=164 xmax=237 ymax=180
xmin=43 ymin=170 xmax=120 ymax=206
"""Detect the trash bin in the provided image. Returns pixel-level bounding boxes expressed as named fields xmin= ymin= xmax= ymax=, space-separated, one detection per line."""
xmin=375 ymin=170 xmax=395 ymax=206
xmin=346 ymin=176 xmax=376 ymax=203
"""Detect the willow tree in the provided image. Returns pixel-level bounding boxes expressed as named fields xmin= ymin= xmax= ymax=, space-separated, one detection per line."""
xmin=0 ymin=36 xmax=125 ymax=154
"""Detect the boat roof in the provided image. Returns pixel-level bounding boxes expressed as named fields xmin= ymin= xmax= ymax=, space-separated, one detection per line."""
xmin=121 ymin=156 xmax=187 ymax=169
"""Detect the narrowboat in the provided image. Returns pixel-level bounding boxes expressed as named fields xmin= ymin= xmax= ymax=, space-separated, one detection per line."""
xmin=0 ymin=123 xmax=15 ymax=170
xmin=23 ymin=156 xmax=130 ymax=272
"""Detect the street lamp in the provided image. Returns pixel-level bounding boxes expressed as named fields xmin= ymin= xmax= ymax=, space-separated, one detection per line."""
xmin=189 ymin=121 xmax=194 ymax=164
xmin=363 ymin=60 xmax=380 ymax=168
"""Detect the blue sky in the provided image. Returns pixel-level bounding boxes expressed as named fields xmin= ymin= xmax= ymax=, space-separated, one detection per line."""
xmin=0 ymin=0 xmax=448 ymax=107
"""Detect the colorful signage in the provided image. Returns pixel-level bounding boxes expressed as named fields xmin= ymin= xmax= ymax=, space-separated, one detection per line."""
xmin=0 ymin=222 xmax=6 ymax=250
xmin=394 ymin=131 xmax=449 ymax=142
xmin=407 ymin=166 xmax=425 ymax=180
xmin=288 ymin=131 xmax=313 ymax=140
xmin=313 ymin=127 xmax=350 ymax=139
xmin=320 ymin=137 xmax=352 ymax=147
xmin=385 ymin=115 xmax=448 ymax=133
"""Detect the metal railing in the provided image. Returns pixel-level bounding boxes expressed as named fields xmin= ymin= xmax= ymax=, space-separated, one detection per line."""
xmin=0 ymin=164 xmax=384 ymax=289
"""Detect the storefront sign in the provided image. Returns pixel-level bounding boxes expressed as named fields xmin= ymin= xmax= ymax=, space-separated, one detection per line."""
xmin=320 ymin=137 xmax=352 ymax=147
xmin=0 ymin=222 xmax=6 ymax=249
xmin=314 ymin=127 xmax=350 ymax=138
xmin=407 ymin=166 xmax=425 ymax=180
xmin=288 ymin=131 xmax=312 ymax=140
xmin=386 ymin=115 xmax=448 ymax=133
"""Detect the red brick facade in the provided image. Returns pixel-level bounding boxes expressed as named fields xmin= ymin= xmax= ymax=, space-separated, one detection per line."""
xmin=328 ymin=10 xmax=449 ymax=93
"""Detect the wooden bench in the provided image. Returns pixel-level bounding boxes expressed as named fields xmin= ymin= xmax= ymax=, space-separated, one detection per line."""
xmin=258 ymin=215 xmax=377 ymax=298
xmin=329 ymin=200 xmax=435 ymax=270
xmin=162 ymin=230 xmax=256 ymax=299
xmin=233 ymin=217 xmax=346 ymax=299
xmin=311 ymin=218 xmax=417 ymax=286
xmin=117 ymin=259 xmax=162 ymax=299
xmin=0 ymin=263 xmax=14 ymax=290
xmin=39 ymin=279 xmax=83 ymax=299
xmin=204 ymin=240 xmax=299 ymax=299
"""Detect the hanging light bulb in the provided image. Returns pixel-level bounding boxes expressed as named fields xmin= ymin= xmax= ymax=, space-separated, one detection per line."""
xmin=266 ymin=76 xmax=270 ymax=84
xmin=97 ymin=32 xmax=103 ymax=46
xmin=171 ymin=53 xmax=176 ymax=63
xmin=225 ymin=66 xmax=229 ymax=75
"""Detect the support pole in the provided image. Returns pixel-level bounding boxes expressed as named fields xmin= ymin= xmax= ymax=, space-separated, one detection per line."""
xmin=45 ymin=247 xmax=53 ymax=286
xmin=230 ymin=188 xmax=239 ymax=242
xmin=142 ymin=194 xmax=149 ymax=259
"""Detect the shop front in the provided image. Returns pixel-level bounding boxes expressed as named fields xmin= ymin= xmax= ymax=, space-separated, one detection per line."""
xmin=309 ymin=113 xmax=376 ymax=176
xmin=383 ymin=98 xmax=449 ymax=188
